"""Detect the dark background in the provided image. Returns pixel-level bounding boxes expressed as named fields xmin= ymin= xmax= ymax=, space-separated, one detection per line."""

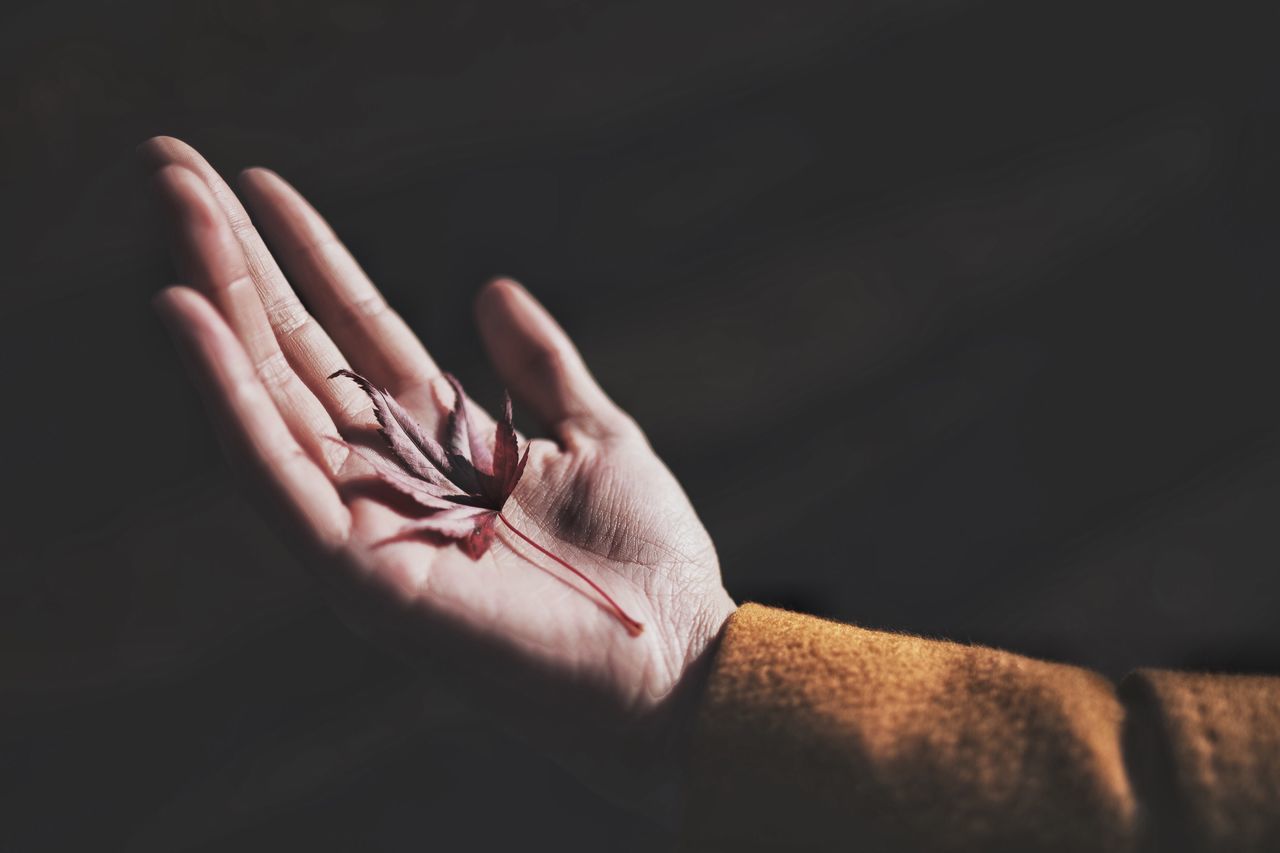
xmin=3 ymin=1 xmax=1278 ymax=850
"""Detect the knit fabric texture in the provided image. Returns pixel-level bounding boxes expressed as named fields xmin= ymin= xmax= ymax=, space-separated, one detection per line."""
xmin=681 ymin=604 xmax=1280 ymax=852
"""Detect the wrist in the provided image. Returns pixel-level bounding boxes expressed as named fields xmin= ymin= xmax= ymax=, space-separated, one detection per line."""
xmin=628 ymin=592 xmax=738 ymax=827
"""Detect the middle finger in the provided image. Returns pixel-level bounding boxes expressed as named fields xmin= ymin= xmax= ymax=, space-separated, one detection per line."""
xmin=140 ymin=136 xmax=375 ymax=432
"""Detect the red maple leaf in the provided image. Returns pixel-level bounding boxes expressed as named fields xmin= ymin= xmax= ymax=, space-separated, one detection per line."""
xmin=330 ymin=369 xmax=643 ymax=635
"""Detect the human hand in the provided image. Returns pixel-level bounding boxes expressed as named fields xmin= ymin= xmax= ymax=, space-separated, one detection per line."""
xmin=141 ymin=137 xmax=737 ymax=819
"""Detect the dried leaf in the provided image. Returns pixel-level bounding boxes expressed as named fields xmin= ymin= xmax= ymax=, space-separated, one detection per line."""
xmin=330 ymin=369 xmax=643 ymax=635
xmin=331 ymin=370 xmax=526 ymax=558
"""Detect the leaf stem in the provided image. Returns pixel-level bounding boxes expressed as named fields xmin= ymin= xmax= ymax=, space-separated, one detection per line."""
xmin=497 ymin=513 xmax=645 ymax=636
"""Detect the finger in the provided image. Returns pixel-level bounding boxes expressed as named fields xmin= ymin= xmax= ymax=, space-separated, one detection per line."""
xmin=155 ymin=286 xmax=351 ymax=551
xmin=138 ymin=136 xmax=373 ymax=428
xmin=236 ymin=167 xmax=441 ymax=406
xmin=151 ymin=165 xmax=344 ymax=469
xmin=474 ymin=278 xmax=635 ymax=442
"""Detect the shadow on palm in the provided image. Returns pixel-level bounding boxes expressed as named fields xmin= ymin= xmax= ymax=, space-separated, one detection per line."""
xmin=328 ymin=374 xmax=719 ymax=721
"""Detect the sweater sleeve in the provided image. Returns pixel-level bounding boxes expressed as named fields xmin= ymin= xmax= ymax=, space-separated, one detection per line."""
xmin=679 ymin=603 xmax=1280 ymax=853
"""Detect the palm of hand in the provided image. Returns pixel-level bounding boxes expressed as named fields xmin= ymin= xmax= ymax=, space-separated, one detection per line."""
xmin=336 ymin=417 xmax=726 ymax=723
xmin=142 ymin=136 xmax=735 ymax=815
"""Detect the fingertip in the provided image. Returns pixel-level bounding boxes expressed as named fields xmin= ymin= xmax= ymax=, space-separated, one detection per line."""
xmin=136 ymin=135 xmax=193 ymax=170
xmin=153 ymin=287 xmax=243 ymax=371
xmin=151 ymin=168 xmax=238 ymax=258
xmin=475 ymin=276 xmax=528 ymax=320
xmin=152 ymin=287 xmax=202 ymax=355
xmin=236 ymin=167 xmax=324 ymax=229
xmin=151 ymin=287 xmax=179 ymax=324
xmin=138 ymin=134 xmax=187 ymax=151
xmin=151 ymin=284 xmax=181 ymax=312
xmin=484 ymin=275 xmax=523 ymax=292
xmin=485 ymin=275 xmax=525 ymax=297
xmin=150 ymin=162 xmax=197 ymax=190
xmin=150 ymin=163 xmax=209 ymax=206
xmin=152 ymin=285 xmax=203 ymax=322
xmin=135 ymin=135 xmax=172 ymax=162
xmin=236 ymin=166 xmax=280 ymax=191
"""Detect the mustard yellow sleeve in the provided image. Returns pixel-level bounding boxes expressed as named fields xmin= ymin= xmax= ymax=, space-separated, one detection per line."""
xmin=679 ymin=603 xmax=1280 ymax=853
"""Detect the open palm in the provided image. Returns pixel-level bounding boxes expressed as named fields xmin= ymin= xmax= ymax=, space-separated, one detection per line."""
xmin=143 ymin=138 xmax=735 ymax=813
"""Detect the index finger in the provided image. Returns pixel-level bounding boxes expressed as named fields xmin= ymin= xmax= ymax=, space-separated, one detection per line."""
xmin=138 ymin=136 xmax=373 ymax=428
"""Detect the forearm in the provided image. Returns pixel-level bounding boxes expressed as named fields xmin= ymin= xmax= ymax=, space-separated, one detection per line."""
xmin=679 ymin=604 xmax=1280 ymax=853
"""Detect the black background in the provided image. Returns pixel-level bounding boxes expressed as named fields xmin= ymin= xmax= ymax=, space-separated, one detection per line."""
xmin=3 ymin=2 xmax=1279 ymax=850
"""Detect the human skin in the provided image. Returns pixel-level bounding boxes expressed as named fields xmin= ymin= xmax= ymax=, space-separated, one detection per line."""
xmin=140 ymin=137 xmax=738 ymax=821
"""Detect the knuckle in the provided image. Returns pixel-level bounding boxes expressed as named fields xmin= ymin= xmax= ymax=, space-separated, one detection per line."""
xmin=263 ymin=293 xmax=312 ymax=337
xmin=277 ymin=441 xmax=310 ymax=465
xmin=243 ymin=243 xmax=282 ymax=283
xmin=216 ymin=272 xmax=255 ymax=296
xmin=336 ymin=293 xmax=390 ymax=328
xmin=299 ymin=233 xmax=341 ymax=257
xmin=337 ymin=388 xmax=376 ymax=426
xmin=228 ymin=376 xmax=268 ymax=414
xmin=269 ymin=441 xmax=313 ymax=474
xmin=254 ymin=350 xmax=293 ymax=390
xmin=226 ymin=211 xmax=257 ymax=240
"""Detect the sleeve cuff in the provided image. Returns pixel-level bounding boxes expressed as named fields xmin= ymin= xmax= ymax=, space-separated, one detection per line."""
xmin=680 ymin=603 xmax=1137 ymax=852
